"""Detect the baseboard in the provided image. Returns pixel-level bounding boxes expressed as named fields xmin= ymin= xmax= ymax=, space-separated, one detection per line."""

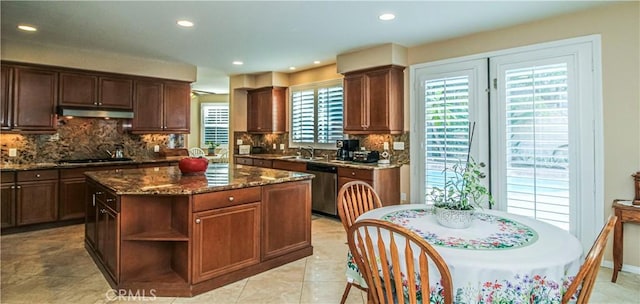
xmin=601 ymin=260 xmax=640 ymax=275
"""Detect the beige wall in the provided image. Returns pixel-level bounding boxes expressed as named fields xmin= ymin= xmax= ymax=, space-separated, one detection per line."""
xmin=188 ymin=94 xmax=229 ymax=148
xmin=1 ymin=39 xmax=196 ymax=81
xmin=407 ymin=2 xmax=640 ymax=269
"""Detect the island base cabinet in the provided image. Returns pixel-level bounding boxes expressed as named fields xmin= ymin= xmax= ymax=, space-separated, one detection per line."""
xmin=97 ymin=202 xmax=119 ymax=282
xmin=192 ymin=203 xmax=261 ymax=283
xmin=261 ymin=181 xmax=311 ymax=260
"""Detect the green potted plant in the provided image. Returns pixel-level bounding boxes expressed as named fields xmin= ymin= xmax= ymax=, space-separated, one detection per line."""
xmin=206 ymin=141 xmax=220 ymax=155
xmin=428 ymin=123 xmax=494 ymax=228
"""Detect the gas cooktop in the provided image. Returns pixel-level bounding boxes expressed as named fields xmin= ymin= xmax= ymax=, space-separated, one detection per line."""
xmin=57 ymin=157 xmax=134 ymax=164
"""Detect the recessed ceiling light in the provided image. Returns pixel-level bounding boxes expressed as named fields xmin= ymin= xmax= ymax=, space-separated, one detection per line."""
xmin=17 ymin=24 xmax=37 ymax=32
xmin=232 ymin=61 xmax=243 ymax=65
xmin=176 ymin=20 xmax=194 ymax=27
xmin=313 ymin=61 xmax=321 ymax=64
xmin=378 ymin=13 xmax=395 ymax=21
xmin=289 ymin=67 xmax=296 ymax=70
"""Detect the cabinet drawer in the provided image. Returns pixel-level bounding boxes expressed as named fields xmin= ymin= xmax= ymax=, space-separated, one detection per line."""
xmin=338 ymin=167 xmax=373 ymax=181
xmin=193 ymin=187 xmax=261 ymax=212
xmin=235 ymin=157 xmax=253 ymax=165
xmin=17 ymin=169 xmax=58 ymax=181
xmin=272 ymin=160 xmax=306 ymax=172
xmin=253 ymin=159 xmax=273 ymax=168
xmin=60 ymin=168 xmax=92 ymax=179
xmin=1 ymin=172 xmax=16 ymax=183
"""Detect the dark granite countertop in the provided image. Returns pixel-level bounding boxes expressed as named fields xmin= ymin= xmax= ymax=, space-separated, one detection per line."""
xmin=234 ymin=154 xmax=403 ymax=169
xmin=85 ymin=163 xmax=314 ymax=195
xmin=0 ymin=157 xmax=184 ymax=172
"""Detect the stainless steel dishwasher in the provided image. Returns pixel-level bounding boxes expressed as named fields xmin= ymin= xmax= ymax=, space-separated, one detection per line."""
xmin=306 ymin=162 xmax=338 ymax=216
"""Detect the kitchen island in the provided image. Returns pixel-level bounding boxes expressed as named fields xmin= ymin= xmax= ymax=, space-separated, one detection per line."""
xmin=84 ymin=163 xmax=314 ymax=297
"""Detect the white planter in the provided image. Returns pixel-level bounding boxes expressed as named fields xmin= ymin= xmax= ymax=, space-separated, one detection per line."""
xmin=434 ymin=206 xmax=475 ymax=229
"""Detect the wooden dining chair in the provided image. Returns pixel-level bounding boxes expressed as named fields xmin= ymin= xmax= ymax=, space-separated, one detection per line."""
xmin=337 ymin=181 xmax=383 ymax=303
xmin=562 ymin=215 xmax=618 ymax=304
xmin=347 ymin=219 xmax=454 ymax=304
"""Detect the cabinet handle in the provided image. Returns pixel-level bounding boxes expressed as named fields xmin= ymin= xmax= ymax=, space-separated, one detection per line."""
xmin=195 ymin=218 xmax=201 ymax=224
xmin=92 ymin=194 xmax=96 ymax=207
xmin=228 ymin=196 xmax=234 ymax=202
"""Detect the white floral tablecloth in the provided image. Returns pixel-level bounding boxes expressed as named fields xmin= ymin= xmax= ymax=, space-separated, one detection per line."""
xmin=347 ymin=204 xmax=584 ymax=304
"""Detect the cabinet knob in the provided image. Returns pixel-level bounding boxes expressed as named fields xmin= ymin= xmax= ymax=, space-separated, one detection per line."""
xmin=93 ymin=102 xmax=98 ymax=105
xmin=98 ymin=102 xmax=103 ymax=106
xmin=35 ymin=174 xmax=41 ymax=178
xmin=195 ymin=218 xmax=201 ymax=224
xmin=16 ymin=185 xmax=21 ymax=189
xmin=228 ymin=196 xmax=234 ymax=202
xmin=10 ymin=185 xmax=15 ymax=189
xmin=351 ymin=172 xmax=356 ymax=176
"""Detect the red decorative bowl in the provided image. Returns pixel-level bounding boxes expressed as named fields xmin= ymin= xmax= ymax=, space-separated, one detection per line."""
xmin=178 ymin=157 xmax=208 ymax=175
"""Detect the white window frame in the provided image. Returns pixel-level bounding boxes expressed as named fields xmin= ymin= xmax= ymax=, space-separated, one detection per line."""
xmin=410 ymin=35 xmax=603 ymax=251
xmin=200 ymin=102 xmax=229 ymax=148
xmin=289 ymin=79 xmax=345 ymax=150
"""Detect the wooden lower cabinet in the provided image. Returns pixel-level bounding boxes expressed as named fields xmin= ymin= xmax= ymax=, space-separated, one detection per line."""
xmin=261 ymin=181 xmax=311 ymax=260
xmin=272 ymin=160 xmax=306 ymax=172
xmin=1 ymin=172 xmax=16 ymax=228
xmin=59 ymin=177 xmax=86 ymax=220
xmin=337 ymin=167 xmax=400 ymax=206
xmin=192 ymin=203 xmax=261 ymax=283
xmin=97 ymin=201 xmax=119 ymax=281
xmin=16 ymin=170 xmax=58 ymax=226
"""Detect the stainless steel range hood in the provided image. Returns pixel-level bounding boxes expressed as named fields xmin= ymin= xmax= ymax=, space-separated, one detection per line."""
xmin=58 ymin=107 xmax=134 ymax=119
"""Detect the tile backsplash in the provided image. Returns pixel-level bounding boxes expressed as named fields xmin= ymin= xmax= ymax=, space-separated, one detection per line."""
xmin=233 ymin=132 xmax=410 ymax=165
xmin=0 ymin=117 xmax=183 ymax=164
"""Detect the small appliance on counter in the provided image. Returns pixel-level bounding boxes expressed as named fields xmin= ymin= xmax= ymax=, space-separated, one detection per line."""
xmin=238 ymin=145 xmax=250 ymax=155
xmin=336 ymin=139 xmax=359 ymax=161
xmin=251 ymin=146 xmax=266 ymax=154
xmin=352 ymin=150 xmax=380 ymax=163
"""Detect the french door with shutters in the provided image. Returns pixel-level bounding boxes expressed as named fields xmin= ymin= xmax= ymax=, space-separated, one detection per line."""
xmin=412 ymin=36 xmax=602 ymax=248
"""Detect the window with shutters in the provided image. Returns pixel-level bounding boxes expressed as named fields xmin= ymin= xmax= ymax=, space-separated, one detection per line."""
xmin=201 ymin=103 xmax=229 ymax=147
xmin=290 ymin=80 xmax=344 ymax=148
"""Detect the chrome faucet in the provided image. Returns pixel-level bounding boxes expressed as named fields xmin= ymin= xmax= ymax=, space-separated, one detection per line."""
xmin=299 ymin=146 xmax=315 ymax=159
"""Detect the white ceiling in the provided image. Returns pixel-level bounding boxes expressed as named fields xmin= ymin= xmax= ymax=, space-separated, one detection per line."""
xmin=1 ymin=1 xmax=612 ymax=94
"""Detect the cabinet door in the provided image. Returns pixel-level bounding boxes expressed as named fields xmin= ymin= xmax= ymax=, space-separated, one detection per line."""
xmin=343 ymin=73 xmax=366 ymax=132
xmin=132 ymin=80 xmax=164 ymax=131
xmin=16 ymin=179 xmax=59 ymax=225
xmin=85 ymin=182 xmax=98 ymax=249
xmin=59 ymin=177 xmax=87 ymax=220
xmin=98 ymin=203 xmax=119 ymax=281
xmin=247 ymin=89 xmax=269 ymax=132
xmin=59 ymin=72 xmax=98 ymax=107
xmin=366 ymin=69 xmax=391 ymax=131
xmin=99 ymin=76 xmax=133 ymax=109
xmin=192 ymin=202 xmax=261 ymax=283
xmin=163 ymin=81 xmax=190 ymax=133
xmin=261 ymin=181 xmax=311 ymax=260
xmin=1 ymin=66 xmax=12 ymax=130
xmin=1 ymin=183 xmax=15 ymax=228
xmin=13 ymin=67 xmax=57 ymax=132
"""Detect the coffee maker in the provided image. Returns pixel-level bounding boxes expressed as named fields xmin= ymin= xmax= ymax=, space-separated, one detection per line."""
xmin=336 ymin=139 xmax=359 ymax=160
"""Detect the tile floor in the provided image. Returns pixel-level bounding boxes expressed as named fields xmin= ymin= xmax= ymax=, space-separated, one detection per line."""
xmin=1 ymin=215 xmax=639 ymax=304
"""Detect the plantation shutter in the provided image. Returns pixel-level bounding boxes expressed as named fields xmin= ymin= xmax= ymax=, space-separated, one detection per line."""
xmin=424 ymin=76 xmax=471 ymax=201
xmin=317 ymin=86 xmax=344 ymax=144
xmin=291 ymin=89 xmax=315 ymax=143
xmin=202 ymin=104 xmax=229 ymax=145
xmin=501 ymin=62 xmax=570 ymax=229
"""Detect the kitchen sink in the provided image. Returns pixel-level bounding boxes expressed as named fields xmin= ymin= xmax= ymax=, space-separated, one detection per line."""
xmin=277 ymin=156 xmax=326 ymax=161
xmin=328 ymin=159 xmax=352 ymax=164
xmin=57 ymin=157 xmax=134 ymax=164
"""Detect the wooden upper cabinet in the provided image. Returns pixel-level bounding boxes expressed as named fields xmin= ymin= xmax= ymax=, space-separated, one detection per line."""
xmin=247 ymin=87 xmax=286 ymax=134
xmin=1 ymin=66 xmax=12 ymax=130
xmin=13 ymin=66 xmax=58 ymax=133
xmin=59 ymin=72 xmax=132 ymax=109
xmin=342 ymin=65 xmax=404 ymax=134
xmin=99 ymin=76 xmax=133 ymax=109
xmin=59 ymin=72 xmax=98 ymax=107
xmin=131 ymin=80 xmax=189 ymax=133
xmin=163 ymin=81 xmax=190 ymax=133
xmin=132 ymin=80 xmax=164 ymax=131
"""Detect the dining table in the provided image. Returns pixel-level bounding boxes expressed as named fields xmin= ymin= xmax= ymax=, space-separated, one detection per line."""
xmin=346 ymin=204 xmax=584 ymax=303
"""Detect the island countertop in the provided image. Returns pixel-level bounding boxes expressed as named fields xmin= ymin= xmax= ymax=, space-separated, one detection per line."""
xmin=85 ymin=163 xmax=314 ymax=195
